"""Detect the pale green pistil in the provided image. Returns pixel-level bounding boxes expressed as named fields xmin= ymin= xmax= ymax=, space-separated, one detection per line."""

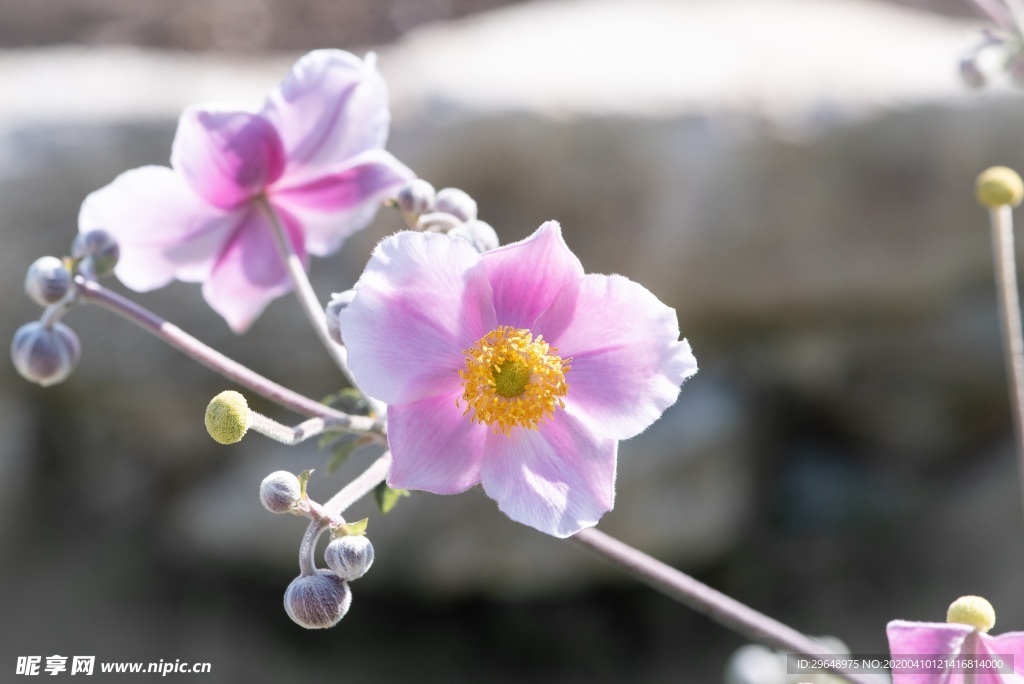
xmin=493 ymin=358 xmax=531 ymax=398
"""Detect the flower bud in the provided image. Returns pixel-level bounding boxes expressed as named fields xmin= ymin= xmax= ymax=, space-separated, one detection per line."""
xmin=259 ymin=470 xmax=302 ymax=513
xmin=959 ymin=55 xmax=986 ymax=89
xmin=72 ymin=229 xmax=120 ymax=277
xmin=204 ymin=390 xmax=250 ymax=445
xmin=11 ymin=321 xmax=81 ymax=387
xmin=723 ymin=644 xmax=786 ymax=684
xmin=947 ymin=595 xmax=995 ymax=633
xmin=396 ymin=179 xmax=436 ymax=216
xmin=24 ymin=256 xmax=72 ymax=307
xmin=976 ymin=166 xmax=1024 ymax=208
xmin=325 ymin=290 xmax=356 ymax=345
xmin=284 ymin=570 xmax=352 ymax=629
xmin=324 ymin=534 xmax=375 ymax=581
xmin=435 ymin=187 xmax=478 ymax=222
xmin=417 ymin=211 xmax=462 ymax=233
xmin=449 ymin=219 xmax=499 ymax=253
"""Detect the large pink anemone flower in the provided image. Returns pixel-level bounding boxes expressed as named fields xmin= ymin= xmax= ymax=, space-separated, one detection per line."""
xmin=79 ymin=49 xmax=414 ymax=332
xmin=339 ymin=221 xmax=698 ymax=537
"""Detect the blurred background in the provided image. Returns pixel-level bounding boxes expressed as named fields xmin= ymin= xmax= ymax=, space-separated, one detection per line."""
xmin=2 ymin=0 xmax=1024 ymax=682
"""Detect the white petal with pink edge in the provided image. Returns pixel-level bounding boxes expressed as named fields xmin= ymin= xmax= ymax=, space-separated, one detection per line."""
xmin=386 ymin=391 xmax=487 ymax=495
xmin=535 ymin=273 xmax=697 ymax=442
xmin=480 ymin=412 xmax=616 ymax=538
xmin=340 ymin=231 xmax=496 ymax=406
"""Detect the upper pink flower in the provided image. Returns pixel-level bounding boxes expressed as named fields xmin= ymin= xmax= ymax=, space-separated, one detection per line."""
xmin=887 ymin=620 xmax=1024 ymax=683
xmin=78 ymin=49 xmax=415 ymax=332
xmin=338 ymin=221 xmax=698 ymax=537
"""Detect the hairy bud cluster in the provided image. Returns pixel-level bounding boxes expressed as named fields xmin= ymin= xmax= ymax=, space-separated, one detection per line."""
xmin=393 ymin=179 xmax=499 ymax=252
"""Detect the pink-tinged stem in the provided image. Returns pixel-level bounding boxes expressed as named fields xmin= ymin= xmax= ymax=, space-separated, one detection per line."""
xmin=569 ymin=529 xmax=884 ymax=684
xmin=988 ymin=204 xmax=1024 ymax=521
xmin=255 ymin=199 xmax=381 ymax=413
xmin=75 ymin=276 xmax=360 ymax=423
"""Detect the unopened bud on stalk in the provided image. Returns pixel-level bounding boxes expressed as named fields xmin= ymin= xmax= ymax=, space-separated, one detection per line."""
xmin=325 ymin=290 xmax=356 ymax=345
xmin=324 ymin=534 xmax=375 ymax=581
xmin=435 ymin=187 xmax=477 ymax=222
xmin=976 ymin=166 xmax=1024 ymax=208
xmin=72 ymin=229 xmax=120 ymax=277
xmin=947 ymin=595 xmax=996 ymax=633
xmin=959 ymin=55 xmax=987 ymax=89
xmin=396 ymin=179 xmax=436 ymax=217
xmin=205 ymin=390 xmax=250 ymax=444
xmin=449 ymin=219 xmax=499 ymax=253
xmin=284 ymin=570 xmax=352 ymax=629
xmin=259 ymin=471 xmax=302 ymax=513
xmin=11 ymin=321 xmax=81 ymax=386
xmin=24 ymin=256 xmax=72 ymax=307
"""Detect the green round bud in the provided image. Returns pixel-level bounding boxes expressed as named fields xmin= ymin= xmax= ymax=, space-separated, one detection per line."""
xmin=259 ymin=471 xmax=302 ymax=513
xmin=204 ymin=390 xmax=250 ymax=445
xmin=24 ymin=256 xmax=72 ymax=307
xmin=11 ymin=321 xmax=81 ymax=387
xmin=72 ymin=229 xmax=120 ymax=277
xmin=976 ymin=166 xmax=1024 ymax=208
xmin=435 ymin=187 xmax=478 ymax=222
xmin=947 ymin=595 xmax=996 ymax=632
xmin=284 ymin=570 xmax=352 ymax=629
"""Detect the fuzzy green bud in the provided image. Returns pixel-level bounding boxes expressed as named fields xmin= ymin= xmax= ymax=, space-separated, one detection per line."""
xmin=11 ymin=321 xmax=81 ymax=386
xmin=259 ymin=471 xmax=302 ymax=513
xmin=947 ymin=595 xmax=996 ymax=632
xmin=324 ymin=534 xmax=375 ymax=581
xmin=976 ymin=166 xmax=1024 ymax=208
xmin=24 ymin=256 xmax=72 ymax=307
xmin=205 ymin=390 xmax=250 ymax=445
xmin=72 ymin=229 xmax=120 ymax=277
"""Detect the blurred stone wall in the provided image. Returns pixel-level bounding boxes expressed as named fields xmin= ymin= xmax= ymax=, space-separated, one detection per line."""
xmin=2 ymin=0 xmax=1024 ymax=682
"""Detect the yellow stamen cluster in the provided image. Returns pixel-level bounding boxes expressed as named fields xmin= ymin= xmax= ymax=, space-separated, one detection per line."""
xmin=459 ymin=326 xmax=570 ymax=436
xmin=947 ymin=596 xmax=996 ymax=633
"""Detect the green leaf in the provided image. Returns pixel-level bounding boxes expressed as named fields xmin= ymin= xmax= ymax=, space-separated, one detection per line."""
xmin=373 ymin=482 xmax=410 ymax=514
xmin=339 ymin=518 xmax=369 ymax=536
xmin=321 ymin=388 xmax=373 ymax=417
xmin=297 ymin=469 xmax=314 ymax=499
xmin=322 ymin=435 xmax=375 ymax=473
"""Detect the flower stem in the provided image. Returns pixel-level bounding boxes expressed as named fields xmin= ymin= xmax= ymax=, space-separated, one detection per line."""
xmin=247 ymin=409 xmax=384 ymax=445
xmin=75 ymin=276 xmax=356 ymax=422
xmin=569 ymin=528 xmax=884 ymax=684
xmin=322 ymin=452 xmax=392 ymax=515
xmin=988 ymin=204 xmax=1024 ymax=522
xmin=256 ymin=198 xmax=385 ymax=416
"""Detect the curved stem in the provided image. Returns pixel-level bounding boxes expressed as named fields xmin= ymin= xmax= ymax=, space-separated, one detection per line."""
xmin=75 ymin=276 xmax=355 ymax=422
xmin=256 ymin=198 xmax=386 ymax=417
xmin=247 ymin=410 xmax=384 ymax=445
xmin=298 ymin=514 xmax=329 ymax=577
xmin=569 ymin=528 xmax=884 ymax=684
xmin=988 ymin=204 xmax=1024 ymax=523
xmin=322 ymin=452 xmax=392 ymax=516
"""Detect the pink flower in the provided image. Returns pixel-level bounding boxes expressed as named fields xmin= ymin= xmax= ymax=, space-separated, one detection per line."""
xmin=338 ymin=221 xmax=698 ymax=537
xmin=887 ymin=616 xmax=1024 ymax=683
xmin=79 ymin=50 xmax=414 ymax=332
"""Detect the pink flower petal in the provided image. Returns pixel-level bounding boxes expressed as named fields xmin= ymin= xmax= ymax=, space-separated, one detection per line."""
xmin=262 ymin=50 xmax=391 ymax=182
xmin=887 ymin=621 xmax=974 ymax=684
xmin=270 ymin=149 xmax=415 ymax=256
xmin=482 ymin=221 xmax=585 ymax=329
xmin=202 ymin=206 xmax=306 ymax=333
xmin=339 ymin=231 xmax=496 ymax=406
xmin=480 ymin=412 xmax=617 ymax=537
xmin=386 ymin=391 xmax=486 ymax=494
xmin=534 ymin=273 xmax=697 ymax=441
xmin=171 ymin=107 xmax=284 ymax=210
xmin=987 ymin=632 xmax=1024 ymax=676
xmin=78 ymin=166 xmax=237 ymax=292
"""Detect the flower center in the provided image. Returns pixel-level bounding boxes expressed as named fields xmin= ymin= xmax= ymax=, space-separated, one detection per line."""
xmin=459 ymin=326 xmax=570 ymax=436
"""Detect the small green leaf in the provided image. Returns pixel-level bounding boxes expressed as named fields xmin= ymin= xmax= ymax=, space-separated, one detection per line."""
xmin=340 ymin=518 xmax=369 ymax=536
xmin=297 ymin=469 xmax=314 ymax=499
xmin=321 ymin=388 xmax=373 ymax=417
xmin=374 ymin=482 xmax=411 ymax=514
xmin=321 ymin=435 xmax=375 ymax=473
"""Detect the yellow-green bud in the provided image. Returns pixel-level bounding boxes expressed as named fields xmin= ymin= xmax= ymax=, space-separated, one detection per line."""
xmin=976 ymin=166 xmax=1024 ymax=208
xmin=205 ymin=390 xmax=250 ymax=445
xmin=947 ymin=595 xmax=996 ymax=632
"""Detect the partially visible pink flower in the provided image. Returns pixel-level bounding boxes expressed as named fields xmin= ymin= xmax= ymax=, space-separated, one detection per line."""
xmin=79 ymin=50 xmax=414 ymax=332
xmin=338 ymin=221 xmax=697 ymax=537
xmin=887 ymin=596 xmax=1024 ymax=683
